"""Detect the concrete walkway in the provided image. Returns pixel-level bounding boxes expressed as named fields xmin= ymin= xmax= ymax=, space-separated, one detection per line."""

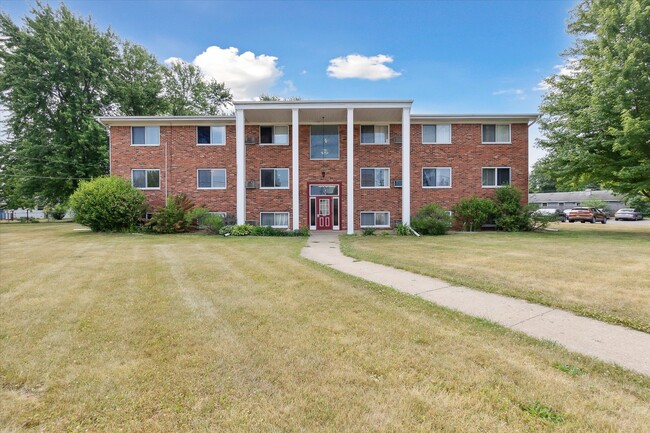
xmin=301 ymin=232 xmax=650 ymax=376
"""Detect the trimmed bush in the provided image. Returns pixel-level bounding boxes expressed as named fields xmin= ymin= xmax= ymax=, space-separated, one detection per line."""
xmin=69 ymin=176 xmax=146 ymax=232
xmin=219 ymin=225 xmax=309 ymax=237
xmin=411 ymin=203 xmax=451 ymax=235
xmin=453 ymin=197 xmax=498 ymax=232
xmin=146 ymin=194 xmax=208 ymax=234
xmin=201 ymin=213 xmax=224 ymax=234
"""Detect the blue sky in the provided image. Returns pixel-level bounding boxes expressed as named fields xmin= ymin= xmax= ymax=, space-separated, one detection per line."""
xmin=2 ymin=0 xmax=579 ymax=167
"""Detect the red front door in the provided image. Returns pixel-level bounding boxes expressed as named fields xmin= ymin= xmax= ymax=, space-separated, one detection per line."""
xmin=316 ymin=197 xmax=333 ymax=230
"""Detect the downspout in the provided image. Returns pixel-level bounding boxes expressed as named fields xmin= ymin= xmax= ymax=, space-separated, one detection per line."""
xmin=166 ymin=122 xmax=170 ymax=199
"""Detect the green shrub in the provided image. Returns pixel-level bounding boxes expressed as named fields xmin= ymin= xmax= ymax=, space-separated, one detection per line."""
xmin=69 ymin=176 xmax=147 ymax=232
xmin=411 ymin=203 xmax=451 ymax=235
xmin=494 ymin=186 xmax=534 ymax=232
xmin=219 ymin=225 xmax=234 ymax=236
xmin=201 ymin=213 xmax=224 ymax=234
xmin=45 ymin=203 xmax=68 ymax=220
xmin=362 ymin=227 xmax=376 ymax=236
xmin=230 ymin=224 xmax=253 ymax=236
xmin=145 ymin=194 xmax=204 ymax=234
xmin=18 ymin=217 xmax=39 ymax=223
xmin=395 ymin=223 xmax=412 ymax=236
xmin=453 ymin=197 xmax=497 ymax=232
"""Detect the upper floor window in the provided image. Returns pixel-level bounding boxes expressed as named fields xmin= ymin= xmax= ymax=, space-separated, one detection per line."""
xmin=482 ymin=124 xmax=511 ymax=144
xmin=482 ymin=167 xmax=511 ymax=187
xmin=197 ymin=169 xmax=226 ymax=189
xmin=422 ymin=124 xmax=451 ymax=144
xmin=260 ymin=126 xmax=289 ymax=145
xmin=360 ymin=125 xmax=389 ymax=144
xmin=132 ymin=169 xmax=160 ymax=189
xmin=131 ymin=126 xmax=160 ymax=146
xmin=260 ymin=168 xmax=289 ymax=189
xmin=360 ymin=168 xmax=390 ymax=188
xmin=197 ymin=126 xmax=226 ymax=145
xmin=422 ymin=167 xmax=452 ymax=188
xmin=310 ymin=125 xmax=340 ymax=159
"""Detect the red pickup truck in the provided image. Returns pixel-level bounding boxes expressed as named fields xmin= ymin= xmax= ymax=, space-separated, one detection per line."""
xmin=567 ymin=207 xmax=608 ymax=224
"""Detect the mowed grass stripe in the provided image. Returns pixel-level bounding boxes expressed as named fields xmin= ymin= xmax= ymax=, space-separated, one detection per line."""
xmin=0 ymin=224 xmax=649 ymax=432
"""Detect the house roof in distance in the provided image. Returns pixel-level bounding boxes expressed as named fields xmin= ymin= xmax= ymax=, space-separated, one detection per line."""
xmin=529 ymin=190 xmax=625 ymax=203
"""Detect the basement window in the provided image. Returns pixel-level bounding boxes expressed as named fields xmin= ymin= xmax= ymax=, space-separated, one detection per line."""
xmin=360 ymin=211 xmax=390 ymax=228
xmin=260 ymin=212 xmax=289 ymax=228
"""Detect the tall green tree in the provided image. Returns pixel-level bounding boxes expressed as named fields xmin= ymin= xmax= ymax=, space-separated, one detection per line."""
xmin=538 ymin=0 xmax=650 ymax=198
xmin=162 ymin=60 xmax=232 ymax=115
xmin=0 ymin=2 xmax=117 ymax=206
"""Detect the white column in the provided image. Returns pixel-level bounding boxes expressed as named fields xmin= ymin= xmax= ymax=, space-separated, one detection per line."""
xmin=236 ymin=109 xmax=246 ymax=225
xmin=292 ymin=108 xmax=300 ymax=230
xmin=347 ymin=108 xmax=355 ymax=234
xmin=401 ymin=107 xmax=411 ymax=226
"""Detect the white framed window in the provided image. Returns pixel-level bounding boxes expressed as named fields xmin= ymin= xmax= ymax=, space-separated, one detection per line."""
xmin=260 ymin=126 xmax=289 ymax=145
xmin=422 ymin=124 xmax=451 ymax=144
xmin=131 ymin=169 xmax=160 ymax=189
xmin=422 ymin=167 xmax=452 ymax=188
xmin=360 ymin=125 xmax=389 ymax=144
xmin=260 ymin=212 xmax=289 ymax=228
xmin=360 ymin=168 xmax=390 ymax=188
xmin=360 ymin=211 xmax=391 ymax=228
xmin=260 ymin=168 xmax=290 ymax=189
xmin=310 ymin=125 xmax=340 ymax=159
xmin=131 ymin=126 xmax=160 ymax=146
xmin=482 ymin=124 xmax=511 ymax=144
xmin=197 ymin=169 xmax=226 ymax=189
xmin=482 ymin=167 xmax=511 ymax=187
xmin=197 ymin=126 xmax=226 ymax=145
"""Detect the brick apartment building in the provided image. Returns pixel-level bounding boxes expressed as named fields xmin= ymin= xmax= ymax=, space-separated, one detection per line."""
xmin=99 ymin=100 xmax=537 ymax=234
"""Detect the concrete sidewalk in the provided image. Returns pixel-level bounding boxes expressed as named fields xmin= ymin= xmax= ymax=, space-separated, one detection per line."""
xmin=301 ymin=232 xmax=650 ymax=376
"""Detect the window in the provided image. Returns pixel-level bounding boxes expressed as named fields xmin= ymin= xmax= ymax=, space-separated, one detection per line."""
xmin=360 ymin=168 xmax=390 ymax=188
xmin=132 ymin=169 xmax=160 ymax=189
xmin=482 ymin=167 xmax=511 ymax=187
xmin=422 ymin=124 xmax=451 ymax=144
xmin=360 ymin=125 xmax=389 ymax=144
xmin=131 ymin=126 xmax=160 ymax=146
xmin=260 ymin=168 xmax=289 ymax=189
xmin=197 ymin=169 xmax=226 ymax=189
xmin=310 ymin=125 xmax=339 ymax=159
xmin=482 ymin=124 xmax=511 ymax=143
xmin=260 ymin=126 xmax=289 ymax=145
xmin=260 ymin=212 xmax=289 ymax=228
xmin=360 ymin=211 xmax=390 ymax=228
xmin=422 ymin=167 xmax=452 ymax=188
xmin=197 ymin=126 xmax=225 ymax=145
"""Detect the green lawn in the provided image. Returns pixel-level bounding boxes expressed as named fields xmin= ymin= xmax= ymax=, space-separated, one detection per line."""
xmin=341 ymin=222 xmax=650 ymax=333
xmin=1 ymin=224 xmax=648 ymax=432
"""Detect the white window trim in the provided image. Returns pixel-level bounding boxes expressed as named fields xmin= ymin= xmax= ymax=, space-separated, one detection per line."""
xmin=422 ymin=167 xmax=452 ymax=189
xmin=360 ymin=211 xmax=391 ymax=228
xmin=259 ymin=168 xmax=290 ymax=190
xmin=421 ymin=124 xmax=452 ymax=144
xmin=196 ymin=126 xmax=226 ymax=146
xmin=196 ymin=168 xmax=227 ymax=190
xmin=360 ymin=124 xmax=390 ymax=145
xmin=259 ymin=125 xmax=290 ymax=146
xmin=130 ymin=126 xmax=160 ymax=146
xmin=481 ymin=166 xmax=512 ymax=188
xmin=481 ymin=124 xmax=512 ymax=144
xmin=131 ymin=169 xmax=161 ymax=190
xmin=259 ymin=212 xmax=290 ymax=228
xmin=310 ymin=124 xmax=340 ymax=160
xmin=360 ymin=167 xmax=391 ymax=189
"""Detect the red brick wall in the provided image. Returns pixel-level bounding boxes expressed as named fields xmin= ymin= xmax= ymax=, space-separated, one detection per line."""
xmin=410 ymin=123 xmax=528 ymax=215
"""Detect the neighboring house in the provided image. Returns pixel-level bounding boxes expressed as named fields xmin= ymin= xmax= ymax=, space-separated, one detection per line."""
xmin=528 ymin=190 xmax=626 ymax=213
xmin=0 ymin=208 xmax=46 ymax=220
xmin=98 ymin=100 xmax=537 ymax=233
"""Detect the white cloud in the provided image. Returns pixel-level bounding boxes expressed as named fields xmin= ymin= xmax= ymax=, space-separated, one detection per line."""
xmin=492 ymin=88 xmax=526 ymax=100
xmin=533 ymin=58 xmax=580 ymax=92
xmin=191 ymin=46 xmax=283 ymax=100
xmin=281 ymin=80 xmax=297 ymax=95
xmin=327 ymin=54 xmax=401 ymax=80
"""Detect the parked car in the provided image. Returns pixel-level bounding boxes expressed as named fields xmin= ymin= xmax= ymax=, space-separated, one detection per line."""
xmin=567 ymin=207 xmax=607 ymax=224
xmin=614 ymin=208 xmax=643 ymax=221
xmin=533 ymin=208 xmax=566 ymax=222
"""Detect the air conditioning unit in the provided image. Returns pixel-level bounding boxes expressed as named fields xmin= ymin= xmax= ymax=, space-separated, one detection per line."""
xmin=245 ymin=180 xmax=258 ymax=189
xmin=245 ymin=136 xmax=257 ymax=145
xmin=394 ymin=179 xmax=403 ymax=188
xmin=393 ymin=135 xmax=402 ymax=144
xmin=245 ymin=220 xmax=257 ymax=226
